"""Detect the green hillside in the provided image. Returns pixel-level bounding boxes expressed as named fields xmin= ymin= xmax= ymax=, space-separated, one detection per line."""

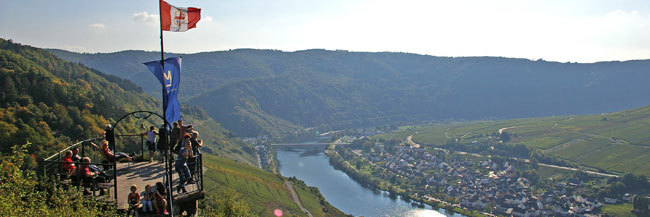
xmin=377 ymin=105 xmax=650 ymax=176
xmin=0 ymin=38 xmax=256 ymax=166
xmin=202 ymin=154 xmax=347 ymax=217
xmin=50 ymin=49 xmax=650 ymax=139
xmin=181 ymin=106 xmax=256 ymax=165
xmin=0 ymin=39 xmax=154 ymax=164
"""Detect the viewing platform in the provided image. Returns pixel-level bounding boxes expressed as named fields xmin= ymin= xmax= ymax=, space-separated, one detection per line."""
xmin=43 ymin=139 xmax=205 ymax=215
xmin=42 ymin=111 xmax=206 ymax=216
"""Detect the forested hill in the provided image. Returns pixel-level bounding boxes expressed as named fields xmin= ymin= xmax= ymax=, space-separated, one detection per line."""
xmin=49 ymin=48 xmax=650 ymax=138
xmin=0 ymin=39 xmax=255 ymax=168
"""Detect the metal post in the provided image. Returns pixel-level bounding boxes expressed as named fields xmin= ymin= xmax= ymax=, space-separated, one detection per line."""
xmin=113 ymin=139 xmax=118 ymax=201
xmin=159 ymin=1 xmax=174 ymax=215
xmin=42 ymin=159 xmax=46 ymax=178
xmin=78 ymin=142 xmax=84 ymax=187
xmin=200 ymin=154 xmax=203 ymax=191
xmin=141 ymin=134 xmax=145 ymax=159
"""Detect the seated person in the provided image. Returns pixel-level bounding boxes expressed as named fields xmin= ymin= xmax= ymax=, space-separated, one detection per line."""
xmin=128 ymin=184 xmax=143 ymax=215
xmin=141 ymin=184 xmax=154 ymax=213
xmin=61 ymin=150 xmax=75 ymax=179
xmin=74 ymin=157 xmax=97 ymax=194
xmin=71 ymin=147 xmax=81 ymax=162
xmin=154 ymin=182 xmax=168 ymax=215
xmin=89 ymin=140 xmax=133 ymax=163
xmin=77 ymin=157 xmax=96 ymax=178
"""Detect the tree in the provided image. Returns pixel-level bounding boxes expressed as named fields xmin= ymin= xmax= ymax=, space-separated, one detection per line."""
xmin=529 ymin=157 xmax=539 ymax=169
xmin=500 ymin=132 xmax=511 ymax=142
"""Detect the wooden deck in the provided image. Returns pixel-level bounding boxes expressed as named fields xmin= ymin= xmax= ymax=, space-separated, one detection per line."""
xmin=114 ymin=160 xmax=202 ymax=210
xmin=115 ymin=161 xmax=166 ymax=209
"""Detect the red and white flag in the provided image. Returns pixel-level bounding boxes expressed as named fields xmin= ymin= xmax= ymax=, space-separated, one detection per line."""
xmin=160 ymin=0 xmax=201 ymax=32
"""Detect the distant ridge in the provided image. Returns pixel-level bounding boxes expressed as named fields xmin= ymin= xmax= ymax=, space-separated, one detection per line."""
xmin=49 ymin=48 xmax=650 ymax=138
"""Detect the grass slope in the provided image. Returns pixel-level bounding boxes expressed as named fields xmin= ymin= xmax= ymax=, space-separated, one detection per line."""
xmin=600 ymin=203 xmax=635 ymax=217
xmin=377 ymin=105 xmax=650 ymax=176
xmin=202 ymin=154 xmax=346 ymax=217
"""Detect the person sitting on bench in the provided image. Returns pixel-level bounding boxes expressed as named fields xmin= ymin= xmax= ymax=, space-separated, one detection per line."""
xmin=71 ymin=147 xmax=81 ymax=162
xmin=61 ymin=150 xmax=75 ymax=179
xmin=127 ymin=184 xmax=143 ymax=216
xmin=74 ymin=157 xmax=97 ymax=195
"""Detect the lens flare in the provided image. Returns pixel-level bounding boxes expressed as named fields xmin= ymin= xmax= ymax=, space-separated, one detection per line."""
xmin=274 ymin=209 xmax=283 ymax=216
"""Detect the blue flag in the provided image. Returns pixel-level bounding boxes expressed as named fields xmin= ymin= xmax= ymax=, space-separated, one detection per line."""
xmin=144 ymin=57 xmax=182 ymax=124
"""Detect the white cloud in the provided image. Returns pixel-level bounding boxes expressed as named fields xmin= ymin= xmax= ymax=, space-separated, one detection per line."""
xmin=88 ymin=23 xmax=105 ymax=29
xmin=133 ymin=11 xmax=159 ymax=24
xmin=203 ymin=16 xmax=213 ymax=22
xmin=606 ymin=9 xmax=640 ymax=19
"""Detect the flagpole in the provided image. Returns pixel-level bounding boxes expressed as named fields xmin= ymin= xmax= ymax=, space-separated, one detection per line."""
xmin=159 ymin=0 xmax=175 ymax=216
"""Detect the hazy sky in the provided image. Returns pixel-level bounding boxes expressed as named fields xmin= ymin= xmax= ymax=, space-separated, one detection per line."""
xmin=1 ymin=0 xmax=649 ymax=63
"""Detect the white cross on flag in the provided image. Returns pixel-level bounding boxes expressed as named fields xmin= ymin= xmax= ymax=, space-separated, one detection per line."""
xmin=160 ymin=0 xmax=201 ymax=32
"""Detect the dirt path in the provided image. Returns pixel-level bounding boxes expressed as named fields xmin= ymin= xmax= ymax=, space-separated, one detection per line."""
xmin=498 ymin=126 xmax=520 ymax=134
xmin=284 ymin=180 xmax=313 ymax=217
xmin=407 ymin=135 xmax=417 ymax=146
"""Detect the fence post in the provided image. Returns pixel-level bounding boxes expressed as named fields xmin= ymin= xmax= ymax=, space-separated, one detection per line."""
xmin=78 ymin=142 xmax=84 ymax=186
xmin=141 ymin=134 xmax=145 ymax=159
xmin=199 ymin=154 xmax=203 ymax=191
xmin=42 ymin=159 xmax=46 ymax=178
xmin=113 ymin=150 xmax=118 ymax=201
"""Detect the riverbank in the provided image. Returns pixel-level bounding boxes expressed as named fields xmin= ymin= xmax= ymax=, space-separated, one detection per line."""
xmin=324 ymin=148 xmax=488 ymax=217
xmin=277 ymin=149 xmax=458 ymax=216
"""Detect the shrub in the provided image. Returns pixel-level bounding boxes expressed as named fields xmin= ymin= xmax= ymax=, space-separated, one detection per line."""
xmin=0 ymin=144 xmax=119 ymax=216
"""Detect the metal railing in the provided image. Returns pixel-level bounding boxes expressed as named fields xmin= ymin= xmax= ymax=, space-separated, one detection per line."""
xmin=170 ymin=153 xmax=204 ymax=200
xmin=115 ymin=133 xmax=147 ymax=159
xmin=42 ymin=137 xmax=117 ymax=201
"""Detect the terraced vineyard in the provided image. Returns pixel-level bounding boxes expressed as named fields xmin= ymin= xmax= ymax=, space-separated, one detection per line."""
xmin=201 ymin=154 xmax=346 ymax=217
xmin=376 ymin=105 xmax=650 ymax=176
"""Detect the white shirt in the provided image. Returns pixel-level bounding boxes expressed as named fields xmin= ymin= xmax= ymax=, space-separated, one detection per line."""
xmin=147 ymin=131 xmax=156 ymax=142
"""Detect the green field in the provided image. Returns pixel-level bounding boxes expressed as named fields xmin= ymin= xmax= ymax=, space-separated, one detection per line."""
xmin=202 ymin=154 xmax=346 ymax=216
xmin=600 ymin=203 xmax=635 ymax=217
xmin=376 ymin=105 xmax=650 ymax=176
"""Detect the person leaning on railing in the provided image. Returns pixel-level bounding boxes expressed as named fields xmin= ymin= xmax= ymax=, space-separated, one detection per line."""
xmin=170 ymin=122 xmax=180 ymax=155
xmin=157 ymin=124 xmax=168 ymax=163
xmin=143 ymin=126 xmax=158 ymax=163
xmin=174 ymin=120 xmax=189 ymax=153
xmin=175 ymin=135 xmax=194 ymax=193
xmin=188 ymin=131 xmax=202 ymax=181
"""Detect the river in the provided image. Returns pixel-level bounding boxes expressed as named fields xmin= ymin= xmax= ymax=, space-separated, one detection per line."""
xmin=276 ymin=148 xmax=465 ymax=217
